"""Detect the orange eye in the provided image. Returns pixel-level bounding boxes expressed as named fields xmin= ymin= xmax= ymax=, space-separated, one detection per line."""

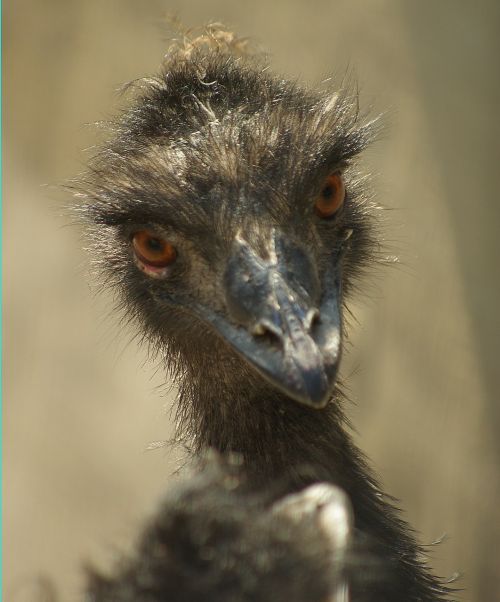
xmin=314 ymin=173 xmax=345 ymax=218
xmin=132 ymin=231 xmax=177 ymax=267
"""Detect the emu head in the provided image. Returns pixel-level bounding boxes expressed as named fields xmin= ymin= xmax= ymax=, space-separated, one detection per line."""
xmin=79 ymin=40 xmax=377 ymax=409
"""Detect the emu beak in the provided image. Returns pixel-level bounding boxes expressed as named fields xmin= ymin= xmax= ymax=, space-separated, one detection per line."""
xmin=209 ymin=231 xmax=343 ymax=409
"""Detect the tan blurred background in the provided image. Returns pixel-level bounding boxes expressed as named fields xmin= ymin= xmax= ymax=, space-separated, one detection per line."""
xmin=4 ymin=1 xmax=500 ymax=600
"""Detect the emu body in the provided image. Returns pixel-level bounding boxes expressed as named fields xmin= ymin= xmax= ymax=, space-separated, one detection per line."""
xmin=79 ymin=31 xmax=450 ymax=601
xmin=88 ymin=456 xmax=385 ymax=602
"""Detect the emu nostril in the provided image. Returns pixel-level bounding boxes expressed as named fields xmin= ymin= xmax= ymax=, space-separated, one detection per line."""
xmin=251 ymin=320 xmax=283 ymax=347
xmin=305 ymin=308 xmax=321 ymax=332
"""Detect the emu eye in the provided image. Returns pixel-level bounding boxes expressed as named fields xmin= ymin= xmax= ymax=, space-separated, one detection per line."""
xmin=132 ymin=230 xmax=177 ymax=268
xmin=314 ymin=173 xmax=345 ymax=218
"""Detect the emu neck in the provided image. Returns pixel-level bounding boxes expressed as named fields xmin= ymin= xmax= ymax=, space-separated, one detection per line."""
xmin=193 ymin=386 xmax=358 ymax=488
xmin=178 ymin=373 xmax=447 ymax=602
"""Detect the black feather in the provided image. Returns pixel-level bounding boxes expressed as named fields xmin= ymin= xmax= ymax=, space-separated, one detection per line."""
xmin=86 ymin=454 xmax=390 ymax=602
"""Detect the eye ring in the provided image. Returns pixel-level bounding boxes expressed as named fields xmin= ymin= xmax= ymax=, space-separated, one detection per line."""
xmin=314 ymin=172 xmax=345 ymax=219
xmin=132 ymin=230 xmax=177 ymax=268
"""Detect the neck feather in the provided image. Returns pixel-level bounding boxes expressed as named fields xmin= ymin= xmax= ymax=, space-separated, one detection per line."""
xmin=173 ymin=366 xmax=449 ymax=601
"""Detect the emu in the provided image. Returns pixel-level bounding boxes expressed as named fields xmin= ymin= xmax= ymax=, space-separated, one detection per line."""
xmin=77 ymin=28 xmax=450 ymax=601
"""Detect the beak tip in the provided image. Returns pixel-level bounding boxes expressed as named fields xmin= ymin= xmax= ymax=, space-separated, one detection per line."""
xmin=284 ymin=369 xmax=337 ymax=409
xmin=302 ymin=396 xmax=331 ymax=410
xmin=303 ymin=357 xmax=343 ymax=408
xmin=299 ymin=386 xmax=333 ymax=410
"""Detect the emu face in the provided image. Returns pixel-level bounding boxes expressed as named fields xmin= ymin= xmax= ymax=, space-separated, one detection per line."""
xmin=83 ymin=50 xmax=375 ymax=408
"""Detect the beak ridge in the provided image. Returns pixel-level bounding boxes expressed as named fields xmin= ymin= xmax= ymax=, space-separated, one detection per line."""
xmin=218 ymin=231 xmax=343 ymax=408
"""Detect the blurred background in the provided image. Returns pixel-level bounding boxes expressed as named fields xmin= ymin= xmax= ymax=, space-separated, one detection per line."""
xmin=4 ymin=1 xmax=500 ymax=600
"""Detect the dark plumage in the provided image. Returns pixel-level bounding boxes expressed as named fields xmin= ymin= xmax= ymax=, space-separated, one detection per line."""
xmin=87 ymin=455 xmax=388 ymax=602
xmin=76 ymin=28 xmax=451 ymax=601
